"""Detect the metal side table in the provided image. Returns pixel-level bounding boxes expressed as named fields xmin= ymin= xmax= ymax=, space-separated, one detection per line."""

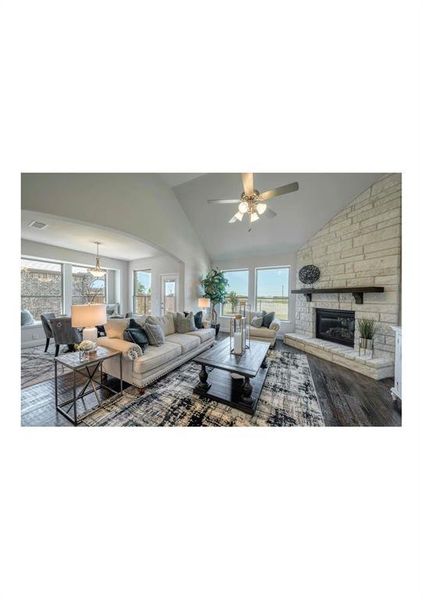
xmin=54 ymin=346 xmax=123 ymax=425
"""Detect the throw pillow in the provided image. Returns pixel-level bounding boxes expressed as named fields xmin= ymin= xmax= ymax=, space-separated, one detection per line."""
xmin=21 ymin=309 xmax=35 ymax=326
xmin=262 ymin=311 xmax=275 ymax=328
xmin=194 ymin=311 xmax=204 ymax=329
xmin=124 ymin=319 xmax=149 ymax=352
xmin=176 ymin=312 xmax=196 ymax=333
xmin=143 ymin=321 xmax=165 ymax=346
xmin=251 ymin=315 xmax=263 ymax=328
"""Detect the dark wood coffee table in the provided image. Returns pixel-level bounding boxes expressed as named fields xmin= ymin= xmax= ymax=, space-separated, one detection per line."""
xmin=193 ymin=338 xmax=271 ymax=415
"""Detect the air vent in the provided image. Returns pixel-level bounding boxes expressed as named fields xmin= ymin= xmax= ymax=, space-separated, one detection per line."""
xmin=28 ymin=220 xmax=48 ymax=230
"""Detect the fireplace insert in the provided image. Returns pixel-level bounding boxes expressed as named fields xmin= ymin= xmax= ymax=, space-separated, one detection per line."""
xmin=315 ymin=308 xmax=355 ymax=347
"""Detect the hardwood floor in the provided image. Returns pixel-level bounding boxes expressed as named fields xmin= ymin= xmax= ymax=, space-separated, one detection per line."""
xmin=21 ymin=334 xmax=401 ymax=427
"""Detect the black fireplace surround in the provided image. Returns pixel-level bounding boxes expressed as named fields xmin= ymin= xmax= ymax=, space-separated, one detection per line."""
xmin=316 ymin=308 xmax=355 ymax=347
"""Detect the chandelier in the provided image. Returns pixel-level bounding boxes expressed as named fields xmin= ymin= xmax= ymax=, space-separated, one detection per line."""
xmin=89 ymin=242 xmax=106 ymax=277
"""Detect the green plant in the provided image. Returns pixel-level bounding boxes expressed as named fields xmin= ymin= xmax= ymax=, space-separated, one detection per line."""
xmin=357 ymin=318 xmax=376 ymax=340
xmin=200 ymin=268 xmax=229 ymax=323
xmin=227 ymin=291 xmax=239 ymax=312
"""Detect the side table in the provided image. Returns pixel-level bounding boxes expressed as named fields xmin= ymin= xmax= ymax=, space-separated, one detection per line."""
xmin=54 ymin=346 xmax=123 ymax=425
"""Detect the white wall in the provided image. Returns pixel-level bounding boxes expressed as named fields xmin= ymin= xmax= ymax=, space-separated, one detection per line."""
xmin=213 ymin=252 xmax=297 ymax=335
xmin=128 ymin=255 xmax=184 ymax=315
xmin=21 ymin=239 xmax=130 ymax=315
xmin=21 ymin=174 xmax=211 ymax=310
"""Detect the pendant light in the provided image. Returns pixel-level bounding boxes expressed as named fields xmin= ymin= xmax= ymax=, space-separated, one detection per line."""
xmin=89 ymin=242 xmax=106 ymax=277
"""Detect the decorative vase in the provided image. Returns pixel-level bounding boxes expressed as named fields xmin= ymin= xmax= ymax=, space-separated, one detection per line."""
xmin=359 ymin=337 xmax=374 ymax=359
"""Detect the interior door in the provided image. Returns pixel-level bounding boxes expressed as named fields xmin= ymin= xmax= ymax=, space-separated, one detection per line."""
xmin=160 ymin=274 xmax=179 ymax=315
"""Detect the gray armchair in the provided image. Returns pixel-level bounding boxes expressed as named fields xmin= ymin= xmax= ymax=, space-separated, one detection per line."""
xmin=40 ymin=312 xmax=56 ymax=353
xmin=50 ymin=317 xmax=82 ymax=357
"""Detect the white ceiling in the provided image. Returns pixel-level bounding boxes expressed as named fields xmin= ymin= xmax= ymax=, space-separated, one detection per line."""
xmin=173 ymin=173 xmax=385 ymax=261
xmin=21 ymin=210 xmax=162 ymax=261
xmin=160 ymin=173 xmax=204 ymax=188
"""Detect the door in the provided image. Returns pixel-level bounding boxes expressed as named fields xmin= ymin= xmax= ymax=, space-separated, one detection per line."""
xmin=160 ymin=274 xmax=179 ymax=315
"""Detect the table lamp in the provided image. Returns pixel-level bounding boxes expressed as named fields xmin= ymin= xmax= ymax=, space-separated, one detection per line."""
xmin=71 ymin=304 xmax=107 ymax=342
xmin=198 ymin=297 xmax=210 ymax=317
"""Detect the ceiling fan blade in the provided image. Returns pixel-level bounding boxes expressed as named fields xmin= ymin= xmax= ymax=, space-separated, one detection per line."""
xmin=241 ymin=173 xmax=254 ymax=196
xmin=208 ymin=198 xmax=240 ymax=204
xmin=264 ymin=207 xmax=277 ymax=218
xmin=260 ymin=181 xmax=299 ymax=201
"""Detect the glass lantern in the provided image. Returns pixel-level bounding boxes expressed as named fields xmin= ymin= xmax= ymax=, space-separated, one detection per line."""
xmin=236 ymin=301 xmax=250 ymax=350
xmin=230 ymin=314 xmax=248 ymax=356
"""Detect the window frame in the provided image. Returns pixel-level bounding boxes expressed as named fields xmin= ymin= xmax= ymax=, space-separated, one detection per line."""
xmin=21 ymin=257 xmax=65 ymax=318
xmin=133 ymin=269 xmax=152 ymax=315
xmin=220 ymin=268 xmax=249 ymax=316
xmin=254 ymin=265 xmax=291 ymax=322
xmin=71 ymin=263 xmax=108 ymax=305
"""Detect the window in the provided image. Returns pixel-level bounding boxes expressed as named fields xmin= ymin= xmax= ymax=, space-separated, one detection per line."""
xmin=133 ymin=270 xmax=152 ymax=315
xmin=255 ymin=267 xmax=290 ymax=320
xmin=21 ymin=258 xmax=63 ymax=320
xmin=72 ymin=265 xmax=107 ymax=305
xmin=221 ymin=269 xmax=249 ymax=316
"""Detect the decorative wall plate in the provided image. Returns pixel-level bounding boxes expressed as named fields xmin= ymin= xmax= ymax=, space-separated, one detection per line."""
xmin=299 ymin=264 xmax=320 ymax=285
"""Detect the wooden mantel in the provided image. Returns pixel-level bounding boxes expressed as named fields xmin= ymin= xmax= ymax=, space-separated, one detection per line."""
xmin=291 ymin=286 xmax=384 ymax=305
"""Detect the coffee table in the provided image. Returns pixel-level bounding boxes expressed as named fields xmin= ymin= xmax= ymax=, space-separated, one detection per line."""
xmin=193 ymin=338 xmax=271 ymax=415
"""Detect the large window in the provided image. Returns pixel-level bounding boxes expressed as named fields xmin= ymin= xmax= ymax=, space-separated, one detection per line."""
xmin=256 ymin=267 xmax=290 ymax=321
xmin=21 ymin=258 xmax=63 ymax=320
xmin=133 ymin=270 xmax=152 ymax=315
xmin=221 ymin=269 xmax=249 ymax=316
xmin=72 ymin=265 xmax=107 ymax=305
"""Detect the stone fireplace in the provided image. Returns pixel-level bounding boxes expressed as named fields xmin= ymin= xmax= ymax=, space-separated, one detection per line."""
xmin=315 ymin=308 xmax=355 ymax=347
xmin=284 ymin=173 xmax=401 ymax=380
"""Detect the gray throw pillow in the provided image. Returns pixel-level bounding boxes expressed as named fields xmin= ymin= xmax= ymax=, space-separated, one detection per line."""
xmin=262 ymin=311 xmax=275 ymax=328
xmin=143 ymin=321 xmax=165 ymax=346
xmin=175 ymin=312 xmax=196 ymax=333
xmin=21 ymin=309 xmax=34 ymax=326
xmin=251 ymin=315 xmax=263 ymax=328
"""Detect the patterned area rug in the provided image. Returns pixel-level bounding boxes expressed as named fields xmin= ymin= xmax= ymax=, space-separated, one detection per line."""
xmin=82 ymin=349 xmax=324 ymax=427
xmin=21 ymin=345 xmax=69 ymax=389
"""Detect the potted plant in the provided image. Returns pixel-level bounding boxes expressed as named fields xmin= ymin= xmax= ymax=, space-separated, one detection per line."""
xmin=200 ymin=268 xmax=229 ymax=324
xmin=357 ymin=318 xmax=376 ymax=358
xmin=227 ymin=291 xmax=239 ymax=314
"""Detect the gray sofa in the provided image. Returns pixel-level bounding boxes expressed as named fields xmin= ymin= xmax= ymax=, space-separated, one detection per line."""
xmin=97 ymin=313 xmax=215 ymax=388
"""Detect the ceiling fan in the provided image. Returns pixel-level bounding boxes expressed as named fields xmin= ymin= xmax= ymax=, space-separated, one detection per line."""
xmin=207 ymin=173 xmax=299 ymax=228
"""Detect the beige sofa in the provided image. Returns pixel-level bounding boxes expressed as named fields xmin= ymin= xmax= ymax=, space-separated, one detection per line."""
xmin=248 ymin=312 xmax=281 ymax=348
xmin=97 ymin=313 xmax=214 ymax=388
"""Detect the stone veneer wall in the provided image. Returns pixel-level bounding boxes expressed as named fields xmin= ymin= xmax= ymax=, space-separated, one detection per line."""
xmin=295 ymin=173 xmax=401 ymax=360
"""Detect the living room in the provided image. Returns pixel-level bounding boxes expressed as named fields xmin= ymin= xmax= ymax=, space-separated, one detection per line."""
xmin=21 ymin=172 xmax=401 ymax=427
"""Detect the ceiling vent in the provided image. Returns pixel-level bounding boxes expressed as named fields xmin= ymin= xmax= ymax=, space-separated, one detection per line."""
xmin=28 ymin=220 xmax=48 ymax=230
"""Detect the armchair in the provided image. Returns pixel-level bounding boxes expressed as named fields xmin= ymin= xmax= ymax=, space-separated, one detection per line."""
xmin=50 ymin=317 xmax=82 ymax=357
xmin=40 ymin=312 xmax=56 ymax=353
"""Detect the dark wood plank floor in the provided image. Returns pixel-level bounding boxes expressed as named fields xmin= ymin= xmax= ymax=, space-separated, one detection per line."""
xmin=21 ymin=334 xmax=401 ymax=427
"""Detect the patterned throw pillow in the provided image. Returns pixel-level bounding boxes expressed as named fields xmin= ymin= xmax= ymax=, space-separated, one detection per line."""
xmin=176 ymin=312 xmax=196 ymax=333
xmin=143 ymin=321 xmax=165 ymax=346
xmin=185 ymin=310 xmax=204 ymax=329
xmin=251 ymin=315 xmax=263 ymax=328
xmin=262 ymin=311 xmax=275 ymax=328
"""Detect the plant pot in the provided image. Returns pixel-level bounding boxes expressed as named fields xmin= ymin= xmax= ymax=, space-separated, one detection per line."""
xmin=359 ymin=337 xmax=374 ymax=359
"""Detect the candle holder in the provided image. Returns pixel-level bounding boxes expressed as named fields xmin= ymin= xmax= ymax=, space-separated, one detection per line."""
xmin=229 ymin=314 xmax=248 ymax=356
xmin=236 ymin=301 xmax=250 ymax=350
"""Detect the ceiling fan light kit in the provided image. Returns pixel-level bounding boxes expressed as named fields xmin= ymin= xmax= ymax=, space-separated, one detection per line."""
xmin=208 ymin=173 xmax=299 ymax=228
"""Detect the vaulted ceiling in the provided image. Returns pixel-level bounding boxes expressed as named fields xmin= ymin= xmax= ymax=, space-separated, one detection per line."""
xmin=173 ymin=173 xmax=384 ymax=261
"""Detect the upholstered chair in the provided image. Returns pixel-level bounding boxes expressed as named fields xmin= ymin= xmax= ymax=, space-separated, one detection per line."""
xmin=40 ymin=312 xmax=56 ymax=353
xmin=50 ymin=317 xmax=82 ymax=357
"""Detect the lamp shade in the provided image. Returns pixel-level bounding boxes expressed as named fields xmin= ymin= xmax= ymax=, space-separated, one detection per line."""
xmin=198 ymin=298 xmax=211 ymax=309
xmin=71 ymin=304 xmax=107 ymax=328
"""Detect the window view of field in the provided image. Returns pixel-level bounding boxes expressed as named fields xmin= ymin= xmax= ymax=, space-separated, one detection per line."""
xmin=221 ymin=267 xmax=290 ymax=320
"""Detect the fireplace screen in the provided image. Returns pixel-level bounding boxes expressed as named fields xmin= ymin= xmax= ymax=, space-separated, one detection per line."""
xmin=316 ymin=308 xmax=355 ymax=347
